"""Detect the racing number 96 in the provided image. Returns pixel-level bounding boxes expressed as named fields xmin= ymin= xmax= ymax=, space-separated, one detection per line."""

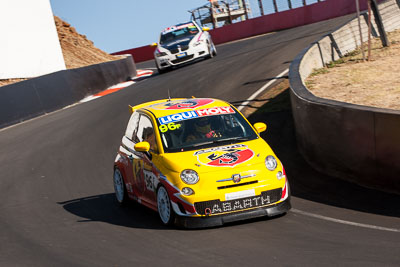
xmin=159 ymin=122 xmax=181 ymax=133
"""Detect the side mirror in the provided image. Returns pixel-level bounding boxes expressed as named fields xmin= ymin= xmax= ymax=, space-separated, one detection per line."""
xmin=134 ymin=141 xmax=150 ymax=152
xmin=202 ymin=27 xmax=210 ymax=32
xmin=150 ymin=42 xmax=158 ymax=47
xmin=253 ymin=122 xmax=267 ymax=134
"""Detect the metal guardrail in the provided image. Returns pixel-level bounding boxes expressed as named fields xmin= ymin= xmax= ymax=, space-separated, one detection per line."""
xmin=190 ymin=0 xmax=327 ymax=29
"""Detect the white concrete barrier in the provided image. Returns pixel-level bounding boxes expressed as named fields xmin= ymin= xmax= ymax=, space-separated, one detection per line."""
xmin=0 ymin=0 xmax=65 ymax=79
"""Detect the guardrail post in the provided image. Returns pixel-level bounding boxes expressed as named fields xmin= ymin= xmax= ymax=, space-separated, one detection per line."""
xmin=242 ymin=0 xmax=249 ymax=20
xmin=209 ymin=6 xmax=217 ymax=29
xmin=287 ymin=0 xmax=292 ymax=9
xmin=258 ymin=0 xmax=264 ymax=15
xmin=226 ymin=2 xmax=233 ymax=24
xmin=272 ymin=0 xmax=278 ymax=12
xmin=370 ymin=0 xmax=389 ymax=47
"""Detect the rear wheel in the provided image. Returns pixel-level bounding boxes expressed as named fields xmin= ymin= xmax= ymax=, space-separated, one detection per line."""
xmin=113 ymin=168 xmax=128 ymax=206
xmin=157 ymin=186 xmax=175 ymax=225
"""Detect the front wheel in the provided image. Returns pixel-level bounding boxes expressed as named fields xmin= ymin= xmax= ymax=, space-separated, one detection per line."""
xmin=157 ymin=186 xmax=175 ymax=226
xmin=207 ymin=42 xmax=214 ymax=59
xmin=211 ymin=42 xmax=217 ymax=57
xmin=156 ymin=61 xmax=165 ymax=74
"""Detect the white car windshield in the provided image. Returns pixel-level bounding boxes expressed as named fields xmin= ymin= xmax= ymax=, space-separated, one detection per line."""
xmin=160 ymin=26 xmax=199 ymax=45
xmin=157 ymin=112 xmax=258 ymax=152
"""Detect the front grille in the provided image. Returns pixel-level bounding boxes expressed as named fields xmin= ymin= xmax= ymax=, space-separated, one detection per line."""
xmin=217 ymin=180 xmax=258 ymax=190
xmin=171 ymin=55 xmax=194 ymax=64
xmin=180 ymin=45 xmax=189 ymax=51
xmin=194 ymin=188 xmax=282 ymax=216
xmin=169 ymin=48 xmax=179 ymax=54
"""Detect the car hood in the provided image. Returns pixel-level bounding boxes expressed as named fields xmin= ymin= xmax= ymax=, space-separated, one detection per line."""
xmin=160 ymin=138 xmax=275 ymax=174
xmin=160 ymin=35 xmax=196 ymax=50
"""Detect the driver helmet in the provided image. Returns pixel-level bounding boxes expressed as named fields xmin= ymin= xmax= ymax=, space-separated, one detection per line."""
xmin=195 ymin=117 xmax=211 ymax=134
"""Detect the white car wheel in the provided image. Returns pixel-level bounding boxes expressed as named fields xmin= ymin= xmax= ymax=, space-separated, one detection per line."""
xmin=157 ymin=186 xmax=175 ymax=225
xmin=208 ymin=42 xmax=214 ymax=59
xmin=212 ymin=43 xmax=217 ymax=56
xmin=113 ymin=168 xmax=128 ymax=205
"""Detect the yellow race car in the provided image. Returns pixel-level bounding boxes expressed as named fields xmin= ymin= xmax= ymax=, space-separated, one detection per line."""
xmin=113 ymin=98 xmax=290 ymax=228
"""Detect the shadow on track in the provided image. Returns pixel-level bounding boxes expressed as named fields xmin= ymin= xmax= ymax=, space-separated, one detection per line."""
xmin=246 ymin=87 xmax=400 ymax=218
xmin=58 ymin=194 xmax=166 ymax=230
xmin=58 ymin=193 xmax=287 ymax=230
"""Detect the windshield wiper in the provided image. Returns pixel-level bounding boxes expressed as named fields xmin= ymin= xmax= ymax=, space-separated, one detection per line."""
xmin=185 ymin=137 xmax=251 ymax=149
xmin=191 ymin=141 xmax=215 ymax=147
xmin=212 ymin=137 xmax=251 ymax=144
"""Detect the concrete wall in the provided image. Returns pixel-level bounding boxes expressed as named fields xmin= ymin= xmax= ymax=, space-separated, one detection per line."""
xmin=289 ymin=0 xmax=400 ymax=193
xmin=0 ymin=0 xmax=66 ymax=79
xmin=113 ymin=0 xmax=384 ymax=63
xmin=0 ymin=56 xmax=136 ymax=129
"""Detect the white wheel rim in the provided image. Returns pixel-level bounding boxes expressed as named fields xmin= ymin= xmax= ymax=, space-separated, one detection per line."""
xmin=113 ymin=169 xmax=124 ymax=203
xmin=157 ymin=187 xmax=171 ymax=224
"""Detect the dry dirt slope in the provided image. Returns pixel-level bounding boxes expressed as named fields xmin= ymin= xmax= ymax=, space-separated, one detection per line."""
xmin=0 ymin=16 xmax=120 ymax=87
xmin=306 ymin=29 xmax=400 ymax=111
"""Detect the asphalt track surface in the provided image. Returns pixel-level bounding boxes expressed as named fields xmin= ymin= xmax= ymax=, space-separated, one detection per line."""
xmin=1 ymin=15 xmax=399 ymax=266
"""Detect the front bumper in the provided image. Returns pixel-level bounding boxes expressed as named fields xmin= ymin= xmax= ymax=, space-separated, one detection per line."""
xmin=174 ymin=197 xmax=291 ymax=229
xmin=156 ymin=45 xmax=209 ymax=69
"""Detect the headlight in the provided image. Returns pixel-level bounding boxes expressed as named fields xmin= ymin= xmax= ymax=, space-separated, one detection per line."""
xmin=265 ymin=155 xmax=277 ymax=171
xmin=156 ymin=52 xmax=167 ymax=57
xmin=180 ymin=169 xmax=199 ymax=184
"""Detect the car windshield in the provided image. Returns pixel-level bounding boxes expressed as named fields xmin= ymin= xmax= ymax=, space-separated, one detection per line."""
xmin=160 ymin=25 xmax=199 ymax=44
xmin=157 ymin=111 xmax=258 ymax=153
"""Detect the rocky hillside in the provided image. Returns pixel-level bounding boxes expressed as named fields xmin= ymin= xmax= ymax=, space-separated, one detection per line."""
xmin=54 ymin=16 xmax=119 ymax=69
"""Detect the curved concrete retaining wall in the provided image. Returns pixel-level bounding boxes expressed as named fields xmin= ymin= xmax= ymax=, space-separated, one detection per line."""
xmin=289 ymin=0 xmax=400 ymax=193
xmin=113 ymin=0 xmax=383 ymax=63
xmin=0 ymin=55 xmax=136 ymax=129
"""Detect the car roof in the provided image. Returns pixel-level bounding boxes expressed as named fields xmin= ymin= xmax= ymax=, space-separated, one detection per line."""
xmin=161 ymin=21 xmax=198 ymax=34
xmin=129 ymin=98 xmax=234 ymax=119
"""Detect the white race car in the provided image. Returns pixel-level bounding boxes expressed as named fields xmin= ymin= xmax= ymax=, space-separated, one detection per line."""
xmin=152 ymin=21 xmax=217 ymax=74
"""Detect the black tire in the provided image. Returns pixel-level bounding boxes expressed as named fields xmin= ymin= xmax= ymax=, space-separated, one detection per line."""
xmin=212 ymin=43 xmax=217 ymax=56
xmin=207 ymin=42 xmax=214 ymax=59
xmin=156 ymin=185 xmax=175 ymax=226
xmin=113 ymin=167 xmax=129 ymax=206
xmin=155 ymin=61 xmax=165 ymax=74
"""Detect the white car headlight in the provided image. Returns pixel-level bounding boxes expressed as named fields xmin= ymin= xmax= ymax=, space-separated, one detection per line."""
xmin=155 ymin=51 xmax=167 ymax=57
xmin=180 ymin=169 xmax=199 ymax=184
xmin=265 ymin=155 xmax=277 ymax=171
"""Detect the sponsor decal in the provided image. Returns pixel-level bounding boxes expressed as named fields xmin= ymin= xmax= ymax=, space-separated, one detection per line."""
xmin=158 ymin=111 xmax=198 ymax=124
xmin=165 ymin=99 xmax=213 ymax=110
xmin=151 ymin=99 xmax=213 ymax=110
xmin=194 ymin=144 xmax=254 ymax=167
xmin=162 ymin=23 xmax=195 ymax=34
xmin=159 ymin=122 xmax=182 ymax=133
xmin=143 ymin=170 xmax=157 ymax=192
xmin=196 ymin=106 xmax=234 ymax=116
xmin=158 ymin=106 xmax=234 ymax=125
